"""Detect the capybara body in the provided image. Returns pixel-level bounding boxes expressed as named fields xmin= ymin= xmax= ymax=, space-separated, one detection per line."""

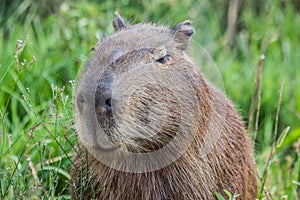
xmin=71 ymin=13 xmax=257 ymax=199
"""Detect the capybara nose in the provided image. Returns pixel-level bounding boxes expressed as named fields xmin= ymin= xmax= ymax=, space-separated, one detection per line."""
xmin=95 ymin=73 xmax=113 ymax=114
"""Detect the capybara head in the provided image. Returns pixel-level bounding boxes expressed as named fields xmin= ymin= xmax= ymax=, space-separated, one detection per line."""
xmin=74 ymin=13 xmax=219 ymax=172
xmin=72 ymin=13 xmax=256 ymax=199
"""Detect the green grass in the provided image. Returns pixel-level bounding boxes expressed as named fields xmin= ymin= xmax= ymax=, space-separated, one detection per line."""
xmin=0 ymin=0 xmax=300 ymax=199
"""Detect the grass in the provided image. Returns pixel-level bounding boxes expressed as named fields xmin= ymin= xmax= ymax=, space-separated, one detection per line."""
xmin=0 ymin=0 xmax=300 ymax=199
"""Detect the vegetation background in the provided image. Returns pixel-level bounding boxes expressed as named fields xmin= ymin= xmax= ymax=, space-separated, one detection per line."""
xmin=0 ymin=0 xmax=299 ymax=199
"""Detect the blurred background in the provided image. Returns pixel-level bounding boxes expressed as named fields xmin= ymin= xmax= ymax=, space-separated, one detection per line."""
xmin=0 ymin=0 xmax=299 ymax=199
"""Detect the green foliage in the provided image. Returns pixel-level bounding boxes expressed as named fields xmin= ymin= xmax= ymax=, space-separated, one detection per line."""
xmin=0 ymin=0 xmax=299 ymax=199
xmin=215 ymin=190 xmax=240 ymax=200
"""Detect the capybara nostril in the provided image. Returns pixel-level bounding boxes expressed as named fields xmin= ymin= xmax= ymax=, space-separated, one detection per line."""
xmin=103 ymin=96 xmax=112 ymax=113
xmin=95 ymin=94 xmax=112 ymax=114
xmin=105 ymin=98 xmax=112 ymax=108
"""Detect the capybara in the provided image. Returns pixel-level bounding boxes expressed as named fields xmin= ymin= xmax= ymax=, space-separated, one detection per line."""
xmin=70 ymin=12 xmax=257 ymax=199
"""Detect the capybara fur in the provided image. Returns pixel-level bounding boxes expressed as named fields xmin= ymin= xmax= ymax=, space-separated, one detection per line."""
xmin=71 ymin=13 xmax=257 ymax=199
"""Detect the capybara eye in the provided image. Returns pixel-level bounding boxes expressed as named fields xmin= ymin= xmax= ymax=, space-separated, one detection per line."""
xmin=155 ymin=54 xmax=170 ymax=64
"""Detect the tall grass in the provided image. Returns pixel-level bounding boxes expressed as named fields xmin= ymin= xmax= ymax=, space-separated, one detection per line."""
xmin=0 ymin=0 xmax=299 ymax=199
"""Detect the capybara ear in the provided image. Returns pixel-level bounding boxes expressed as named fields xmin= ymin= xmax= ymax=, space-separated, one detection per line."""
xmin=171 ymin=20 xmax=194 ymax=50
xmin=112 ymin=11 xmax=127 ymax=32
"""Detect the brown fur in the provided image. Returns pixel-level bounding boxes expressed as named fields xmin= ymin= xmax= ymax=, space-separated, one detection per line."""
xmin=71 ymin=13 xmax=257 ymax=199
